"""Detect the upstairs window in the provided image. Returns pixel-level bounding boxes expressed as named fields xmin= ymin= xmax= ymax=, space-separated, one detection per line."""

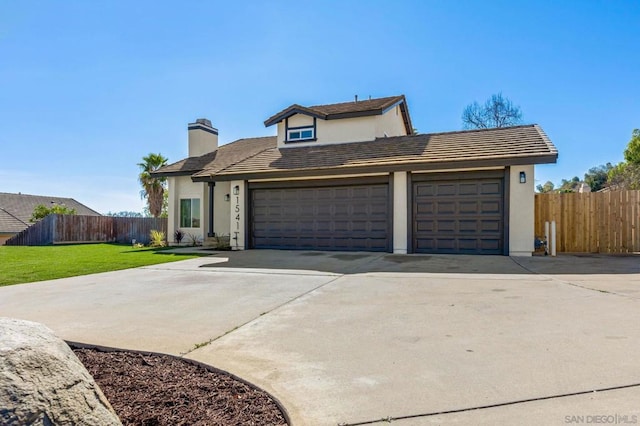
xmin=180 ymin=198 xmax=200 ymax=228
xmin=287 ymin=127 xmax=315 ymax=141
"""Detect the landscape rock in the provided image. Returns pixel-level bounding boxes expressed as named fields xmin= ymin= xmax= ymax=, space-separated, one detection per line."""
xmin=0 ymin=317 xmax=121 ymax=425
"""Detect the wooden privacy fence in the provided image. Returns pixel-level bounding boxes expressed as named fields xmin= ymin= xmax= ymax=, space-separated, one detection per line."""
xmin=4 ymin=215 xmax=168 ymax=246
xmin=535 ymin=191 xmax=640 ymax=253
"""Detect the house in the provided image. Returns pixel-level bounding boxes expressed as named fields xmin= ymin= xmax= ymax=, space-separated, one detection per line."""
xmin=153 ymin=95 xmax=558 ymax=256
xmin=0 ymin=192 xmax=101 ymax=245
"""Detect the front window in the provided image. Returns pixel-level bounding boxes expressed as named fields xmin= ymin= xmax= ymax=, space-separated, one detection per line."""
xmin=180 ymin=198 xmax=200 ymax=228
xmin=287 ymin=127 xmax=314 ymax=141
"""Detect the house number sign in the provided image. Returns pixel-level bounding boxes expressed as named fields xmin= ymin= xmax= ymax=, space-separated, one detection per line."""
xmin=233 ymin=195 xmax=240 ymax=248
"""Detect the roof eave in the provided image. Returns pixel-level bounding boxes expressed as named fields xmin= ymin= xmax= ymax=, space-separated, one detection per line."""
xmin=264 ymin=106 xmax=327 ymax=127
xmin=197 ymin=153 xmax=558 ymax=182
xmin=151 ymin=170 xmax=200 ymax=178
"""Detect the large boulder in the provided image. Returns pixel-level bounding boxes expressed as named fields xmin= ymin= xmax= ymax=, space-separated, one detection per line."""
xmin=0 ymin=317 xmax=121 ymax=425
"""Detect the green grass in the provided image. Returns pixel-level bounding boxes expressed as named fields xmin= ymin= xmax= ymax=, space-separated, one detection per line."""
xmin=0 ymin=244 xmax=201 ymax=286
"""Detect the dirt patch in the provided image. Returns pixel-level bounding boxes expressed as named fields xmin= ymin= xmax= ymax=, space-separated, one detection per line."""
xmin=73 ymin=347 xmax=288 ymax=426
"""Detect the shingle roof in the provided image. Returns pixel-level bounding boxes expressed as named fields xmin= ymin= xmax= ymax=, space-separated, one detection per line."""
xmin=0 ymin=208 xmax=29 ymax=234
xmin=0 ymin=193 xmax=101 ymax=234
xmin=153 ymin=136 xmax=276 ymax=177
xmin=263 ymin=95 xmax=413 ymax=134
xmin=192 ymin=125 xmax=557 ymax=181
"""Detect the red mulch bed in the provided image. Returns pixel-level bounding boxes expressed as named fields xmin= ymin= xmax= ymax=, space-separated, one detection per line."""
xmin=73 ymin=348 xmax=288 ymax=426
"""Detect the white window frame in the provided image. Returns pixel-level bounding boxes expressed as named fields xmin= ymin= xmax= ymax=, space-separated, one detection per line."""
xmin=179 ymin=198 xmax=201 ymax=228
xmin=287 ymin=127 xmax=315 ymax=141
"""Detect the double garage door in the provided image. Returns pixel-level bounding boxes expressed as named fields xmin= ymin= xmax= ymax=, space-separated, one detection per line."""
xmin=250 ymin=180 xmax=390 ymax=251
xmin=248 ymin=172 xmax=505 ymax=254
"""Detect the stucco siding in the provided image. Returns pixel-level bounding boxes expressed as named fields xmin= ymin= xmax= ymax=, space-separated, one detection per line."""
xmin=170 ymin=176 xmax=207 ymax=241
xmin=188 ymin=129 xmax=218 ymax=157
xmin=278 ymin=115 xmax=379 ymax=148
xmin=508 ymin=165 xmax=535 ymax=256
xmin=287 ymin=114 xmax=314 ymax=128
xmin=393 ymin=171 xmax=408 ymax=254
xmin=213 ymin=181 xmax=231 ymax=237
xmin=375 ymin=105 xmax=408 ymax=138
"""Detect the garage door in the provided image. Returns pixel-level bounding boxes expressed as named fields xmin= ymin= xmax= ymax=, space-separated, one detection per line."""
xmin=413 ymin=173 xmax=504 ymax=254
xmin=250 ymin=182 xmax=390 ymax=251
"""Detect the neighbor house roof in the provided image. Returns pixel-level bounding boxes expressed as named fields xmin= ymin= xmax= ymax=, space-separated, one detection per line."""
xmin=0 ymin=192 xmax=101 ymax=233
xmin=152 ymin=136 xmax=276 ymax=177
xmin=0 ymin=208 xmax=28 ymax=234
xmin=263 ymin=95 xmax=414 ymax=135
xmin=0 ymin=193 xmax=101 ymax=234
xmin=191 ymin=124 xmax=558 ymax=182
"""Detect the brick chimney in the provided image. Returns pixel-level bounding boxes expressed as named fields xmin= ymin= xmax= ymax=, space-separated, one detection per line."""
xmin=188 ymin=118 xmax=218 ymax=157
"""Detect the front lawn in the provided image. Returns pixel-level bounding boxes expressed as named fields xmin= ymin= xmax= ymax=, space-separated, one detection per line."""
xmin=0 ymin=244 xmax=202 ymax=286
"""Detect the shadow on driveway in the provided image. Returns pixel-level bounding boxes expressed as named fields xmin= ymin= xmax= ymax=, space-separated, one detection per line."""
xmin=198 ymin=250 xmax=640 ymax=275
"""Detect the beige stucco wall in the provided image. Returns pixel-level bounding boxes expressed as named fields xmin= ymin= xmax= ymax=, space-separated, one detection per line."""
xmin=188 ymin=128 xmax=218 ymax=157
xmin=508 ymin=165 xmax=535 ymax=256
xmin=286 ymin=114 xmax=314 ymax=128
xmin=393 ymin=171 xmax=408 ymax=254
xmin=168 ymin=178 xmax=231 ymax=244
xmin=213 ymin=181 xmax=231 ymax=237
xmin=276 ymin=108 xmax=406 ymax=148
xmin=168 ymin=176 xmax=207 ymax=242
xmin=375 ymin=105 xmax=407 ymax=138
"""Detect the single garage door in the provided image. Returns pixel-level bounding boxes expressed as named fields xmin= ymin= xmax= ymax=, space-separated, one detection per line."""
xmin=250 ymin=181 xmax=390 ymax=251
xmin=413 ymin=173 xmax=504 ymax=254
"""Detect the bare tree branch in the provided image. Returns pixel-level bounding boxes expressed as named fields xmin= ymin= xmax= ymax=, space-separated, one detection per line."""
xmin=462 ymin=93 xmax=523 ymax=129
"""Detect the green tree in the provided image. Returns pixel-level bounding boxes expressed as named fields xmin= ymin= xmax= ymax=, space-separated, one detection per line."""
xmin=536 ymin=181 xmax=555 ymax=193
xmin=557 ymin=176 xmax=580 ymax=193
xmin=138 ymin=153 xmax=168 ymax=218
xmin=608 ymin=162 xmax=640 ymax=190
xmin=462 ymin=93 xmax=523 ymax=129
xmin=623 ymin=129 xmax=640 ymax=164
xmin=142 ymin=191 xmax=168 ymax=218
xmin=606 ymin=130 xmax=640 ymax=190
xmin=30 ymin=204 xmax=77 ymax=222
xmin=584 ymin=163 xmax=614 ymax=192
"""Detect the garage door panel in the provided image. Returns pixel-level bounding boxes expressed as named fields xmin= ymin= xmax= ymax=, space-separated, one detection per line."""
xmin=480 ymin=201 xmax=501 ymax=214
xmin=413 ymin=176 xmax=504 ymax=255
xmin=459 ymin=201 xmax=479 ymax=214
xmin=437 ymin=184 xmax=456 ymax=196
xmin=416 ymin=185 xmax=436 ymax=197
xmin=481 ymin=182 xmax=501 ymax=195
xmin=459 ymin=220 xmax=479 ymax=232
xmin=251 ymin=183 xmax=389 ymax=251
xmin=437 ymin=202 xmax=456 ymax=214
xmin=458 ymin=183 xmax=478 ymax=195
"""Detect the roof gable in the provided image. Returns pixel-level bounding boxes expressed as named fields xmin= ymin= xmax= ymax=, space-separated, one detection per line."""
xmin=264 ymin=95 xmax=413 ymax=135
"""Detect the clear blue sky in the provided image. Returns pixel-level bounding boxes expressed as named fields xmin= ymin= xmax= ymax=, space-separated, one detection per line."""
xmin=1 ymin=1 xmax=638 ymax=213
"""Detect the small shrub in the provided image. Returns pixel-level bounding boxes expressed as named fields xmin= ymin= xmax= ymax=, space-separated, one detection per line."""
xmin=149 ymin=230 xmax=166 ymax=247
xmin=174 ymin=229 xmax=185 ymax=244
xmin=213 ymin=234 xmax=231 ymax=250
xmin=186 ymin=233 xmax=202 ymax=247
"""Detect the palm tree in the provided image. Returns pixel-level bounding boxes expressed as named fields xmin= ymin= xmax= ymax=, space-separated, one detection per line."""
xmin=138 ymin=153 xmax=168 ymax=218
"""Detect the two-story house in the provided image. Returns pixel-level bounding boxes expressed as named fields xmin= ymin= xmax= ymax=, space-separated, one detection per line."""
xmin=153 ymin=95 xmax=557 ymax=255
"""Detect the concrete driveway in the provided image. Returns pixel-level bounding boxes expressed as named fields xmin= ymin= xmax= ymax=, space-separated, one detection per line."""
xmin=1 ymin=251 xmax=639 ymax=425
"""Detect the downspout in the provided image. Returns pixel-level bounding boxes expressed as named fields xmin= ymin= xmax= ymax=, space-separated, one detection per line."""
xmin=207 ymin=182 xmax=215 ymax=237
